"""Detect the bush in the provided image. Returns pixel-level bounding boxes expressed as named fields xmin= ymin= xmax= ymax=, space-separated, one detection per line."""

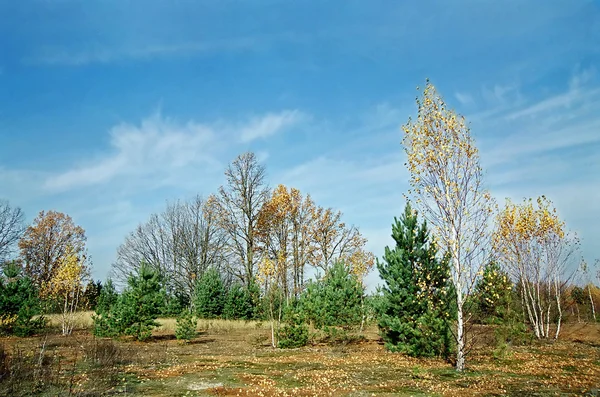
xmin=162 ymin=291 xmax=189 ymax=317
xmin=277 ymin=303 xmax=308 ymax=349
xmin=194 ymin=268 xmax=225 ymax=319
xmin=175 ymin=309 xmax=198 ymax=342
xmin=0 ymin=262 xmax=46 ymax=337
xmin=223 ymin=283 xmax=254 ymax=320
xmin=302 ymin=261 xmax=364 ymax=337
xmin=93 ymin=263 xmax=164 ymax=341
xmin=473 ymin=262 xmax=513 ymax=324
xmin=92 ymin=278 xmax=119 ymax=338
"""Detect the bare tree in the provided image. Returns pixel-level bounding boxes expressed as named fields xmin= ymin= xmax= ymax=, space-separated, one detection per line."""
xmin=0 ymin=199 xmax=25 ymax=262
xmin=402 ymin=81 xmax=495 ymax=371
xmin=112 ymin=195 xmax=226 ymax=298
xmin=214 ymin=152 xmax=270 ymax=287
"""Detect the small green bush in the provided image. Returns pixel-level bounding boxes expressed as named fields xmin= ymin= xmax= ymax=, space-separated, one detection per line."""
xmin=277 ymin=304 xmax=308 ymax=349
xmin=0 ymin=262 xmax=46 ymax=337
xmin=175 ymin=309 xmax=198 ymax=342
xmin=93 ymin=263 xmax=164 ymax=341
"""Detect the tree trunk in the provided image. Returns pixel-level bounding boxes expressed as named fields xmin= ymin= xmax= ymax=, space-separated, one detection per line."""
xmin=452 ymin=253 xmax=465 ymax=372
xmin=554 ymin=290 xmax=562 ymax=339
xmin=269 ymin=295 xmax=276 ymax=348
xmin=456 ymin=293 xmax=465 ymax=372
xmin=588 ymin=285 xmax=597 ymax=322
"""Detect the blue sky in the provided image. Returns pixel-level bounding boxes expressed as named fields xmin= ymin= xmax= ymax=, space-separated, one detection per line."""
xmin=1 ymin=0 xmax=599 ymax=290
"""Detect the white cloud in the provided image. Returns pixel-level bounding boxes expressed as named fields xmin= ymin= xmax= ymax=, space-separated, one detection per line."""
xmin=455 ymin=92 xmax=474 ymax=106
xmin=45 ymin=110 xmax=304 ymax=191
xmin=239 ymin=110 xmax=306 ymax=143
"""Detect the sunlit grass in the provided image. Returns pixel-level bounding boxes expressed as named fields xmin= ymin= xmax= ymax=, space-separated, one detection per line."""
xmin=44 ymin=311 xmax=270 ymax=333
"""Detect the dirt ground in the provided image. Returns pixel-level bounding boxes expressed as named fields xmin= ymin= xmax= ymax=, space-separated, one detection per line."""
xmin=1 ymin=319 xmax=599 ymax=396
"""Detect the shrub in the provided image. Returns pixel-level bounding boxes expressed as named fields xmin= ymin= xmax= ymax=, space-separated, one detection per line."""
xmin=277 ymin=303 xmax=308 ymax=349
xmin=194 ymin=268 xmax=225 ymax=319
xmin=175 ymin=309 xmax=198 ymax=342
xmin=473 ymin=262 xmax=514 ymax=324
xmin=303 ymin=261 xmax=364 ymax=337
xmin=93 ymin=263 xmax=164 ymax=341
xmin=223 ymin=283 xmax=254 ymax=320
xmin=0 ymin=262 xmax=46 ymax=336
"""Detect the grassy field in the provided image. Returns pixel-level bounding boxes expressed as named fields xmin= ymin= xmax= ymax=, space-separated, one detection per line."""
xmin=1 ymin=313 xmax=599 ymax=396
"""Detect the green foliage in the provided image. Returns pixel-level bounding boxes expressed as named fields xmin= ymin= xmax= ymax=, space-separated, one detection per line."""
xmin=363 ymin=294 xmax=384 ymax=325
xmin=82 ymin=280 xmax=102 ymax=310
xmin=277 ymin=301 xmax=309 ymax=348
xmin=223 ymin=283 xmax=254 ymax=320
xmin=93 ymin=264 xmax=164 ymax=341
xmin=162 ymin=291 xmax=190 ymax=316
xmin=492 ymin=319 xmax=532 ymax=359
xmin=194 ymin=268 xmax=225 ymax=319
xmin=376 ymin=204 xmax=454 ymax=358
xmin=303 ymin=261 xmax=364 ymax=335
xmin=571 ymin=286 xmax=585 ymax=305
xmin=175 ymin=309 xmax=198 ymax=342
xmin=96 ymin=278 xmax=118 ymax=316
xmin=473 ymin=262 xmax=513 ymax=324
xmin=0 ymin=262 xmax=46 ymax=336
xmin=92 ymin=278 xmax=119 ymax=337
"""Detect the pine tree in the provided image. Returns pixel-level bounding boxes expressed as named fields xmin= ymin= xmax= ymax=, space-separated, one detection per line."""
xmin=376 ymin=204 xmax=454 ymax=358
xmin=91 ymin=278 xmax=119 ymax=337
xmin=96 ymin=278 xmax=118 ymax=316
xmin=277 ymin=301 xmax=309 ymax=348
xmin=223 ymin=283 xmax=254 ymax=320
xmin=175 ymin=309 xmax=198 ymax=342
xmin=303 ymin=261 xmax=364 ymax=338
xmin=473 ymin=262 xmax=513 ymax=324
xmin=82 ymin=280 xmax=102 ymax=311
xmin=0 ymin=262 xmax=46 ymax=336
xmin=194 ymin=268 xmax=225 ymax=319
xmin=100 ymin=263 xmax=164 ymax=341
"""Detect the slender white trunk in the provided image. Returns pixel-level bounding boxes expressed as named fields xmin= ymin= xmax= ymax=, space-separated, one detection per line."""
xmin=554 ymin=295 xmax=562 ymax=339
xmin=451 ymin=250 xmax=465 ymax=372
xmin=588 ymin=286 xmax=596 ymax=321
xmin=269 ymin=296 xmax=276 ymax=348
xmin=455 ymin=288 xmax=465 ymax=372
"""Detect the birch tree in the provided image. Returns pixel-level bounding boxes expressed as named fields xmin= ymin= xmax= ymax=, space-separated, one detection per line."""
xmin=580 ymin=260 xmax=597 ymax=321
xmin=494 ymin=196 xmax=578 ymax=339
xmin=256 ymin=184 xmax=318 ymax=299
xmin=402 ymin=81 xmax=495 ymax=371
xmin=42 ymin=246 xmax=90 ymax=335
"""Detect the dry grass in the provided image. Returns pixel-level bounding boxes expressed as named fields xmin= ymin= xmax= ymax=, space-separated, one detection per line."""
xmin=7 ymin=316 xmax=600 ymax=396
xmin=44 ymin=311 xmax=270 ymax=334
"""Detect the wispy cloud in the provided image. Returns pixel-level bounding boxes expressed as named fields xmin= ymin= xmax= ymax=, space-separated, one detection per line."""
xmin=455 ymin=92 xmax=474 ymax=106
xmin=239 ymin=110 xmax=306 ymax=143
xmin=25 ymin=38 xmax=263 ymax=66
xmin=45 ymin=109 xmax=304 ymax=191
